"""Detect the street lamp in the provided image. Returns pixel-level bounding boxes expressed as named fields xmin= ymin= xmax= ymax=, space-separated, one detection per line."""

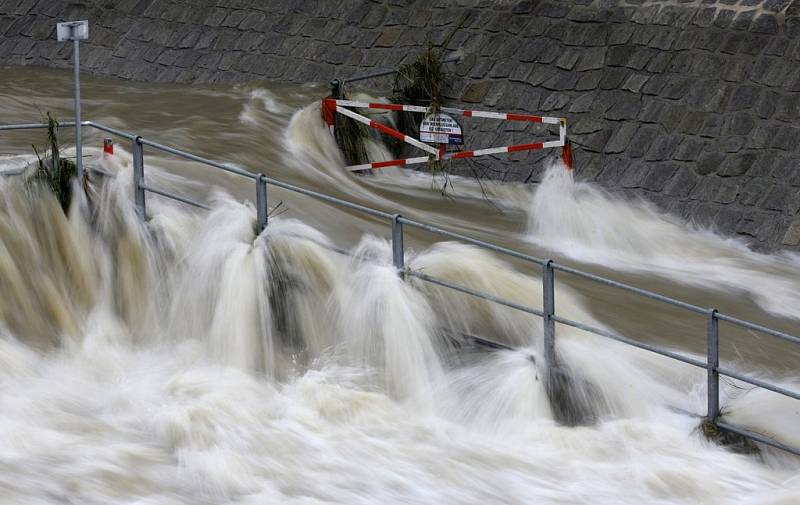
xmin=56 ymin=20 xmax=89 ymax=181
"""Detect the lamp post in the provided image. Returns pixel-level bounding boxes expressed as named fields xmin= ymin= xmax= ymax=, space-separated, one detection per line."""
xmin=56 ymin=20 xmax=89 ymax=181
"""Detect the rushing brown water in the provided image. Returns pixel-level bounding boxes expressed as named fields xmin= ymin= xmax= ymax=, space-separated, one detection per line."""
xmin=1 ymin=65 xmax=799 ymax=504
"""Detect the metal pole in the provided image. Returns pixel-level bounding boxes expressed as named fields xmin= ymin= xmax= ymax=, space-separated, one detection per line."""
xmin=132 ymin=136 xmax=146 ymax=219
xmin=543 ymin=260 xmax=556 ymax=368
xmin=73 ymin=36 xmax=83 ymax=181
xmin=392 ymin=214 xmax=404 ymax=274
xmin=707 ymin=308 xmax=720 ymax=421
xmin=256 ymin=174 xmax=268 ymax=233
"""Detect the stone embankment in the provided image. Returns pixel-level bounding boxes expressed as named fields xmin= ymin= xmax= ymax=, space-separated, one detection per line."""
xmin=2 ymin=0 xmax=800 ymax=250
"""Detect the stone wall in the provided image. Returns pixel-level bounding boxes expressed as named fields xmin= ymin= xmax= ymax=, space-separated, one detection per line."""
xmin=2 ymin=0 xmax=800 ymax=250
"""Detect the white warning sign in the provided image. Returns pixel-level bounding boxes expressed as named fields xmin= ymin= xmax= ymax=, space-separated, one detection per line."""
xmin=420 ymin=113 xmax=464 ymax=145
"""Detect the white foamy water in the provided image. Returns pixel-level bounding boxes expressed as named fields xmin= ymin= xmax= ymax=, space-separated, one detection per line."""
xmin=527 ymin=165 xmax=800 ymax=321
xmin=1 ymin=147 xmax=799 ymax=504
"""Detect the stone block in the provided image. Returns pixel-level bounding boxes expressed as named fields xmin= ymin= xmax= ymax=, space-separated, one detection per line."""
xmin=569 ymin=93 xmax=595 ymax=114
xmin=692 ymin=7 xmax=716 ymax=28
xmin=751 ymin=14 xmax=779 ymax=34
xmin=620 ymin=162 xmax=650 ymax=188
xmin=275 ymin=13 xmax=306 ymax=36
xmin=620 ymin=73 xmax=649 ymax=93
xmin=775 ymin=94 xmax=800 ymax=122
xmin=604 ymin=122 xmax=638 ymax=154
xmin=697 ymin=152 xmax=726 ymax=176
xmin=574 ymin=46 xmax=606 ymax=71
xmin=714 ymin=9 xmax=736 ymax=29
xmin=572 ymin=118 xmax=607 ymax=135
xmin=542 ymin=70 xmax=580 ymax=91
xmin=221 ymin=10 xmax=248 ymax=28
xmin=664 ymin=167 xmax=700 ymax=197
xmin=599 ymin=67 xmax=629 ymax=89
xmin=240 ymin=11 xmax=267 ymax=31
xmin=608 ymin=24 xmax=634 ymax=45
xmin=408 ymin=9 xmax=431 ymax=28
xmin=728 ymin=85 xmax=761 ymax=111
xmin=555 ymin=50 xmax=580 ymax=70
xmin=540 ymin=92 xmax=570 ymax=111
xmin=526 ymin=65 xmax=557 ymax=86
xmin=727 ymin=113 xmax=755 ymax=135
xmin=710 ymin=206 xmax=742 ymax=234
xmin=606 ymin=44 xmax=635 ymax=67
xmin=645 ymin=135 xmax=680 ymax=161
xmin=374 ymin=27 xmax=403 ymax=47
xmin=770 ymin=125 xmax=800 ymax=150
xmin=575 ymin=129 xmax=613 ymax=153
xmin=642 ymin=74 xmax=669 ymax=95
xmin=740 ymin=34 xmax=767 ymax=55
xmin=782 ymin=215 xmax=800 ymax=246
xmin=352 ymin=30 xmax=380 ymax=48
xmin=638 ymin=98 xmax=666 ymax=124
xmin=673 ymin=137 xmax=705 ymax=162
xmin=673 ymin=30 xmax=699 ymax=51
xmin=536 ymin=1 xmax=570 ymax=18
xmin=461 ymin=81 xmax=490 ymax=103
xmin=661 ymin=78 xmax=691 ymax=100
xmin=360 ymin=5 xmax=387 ymax=28
xmin=695 ymin=29 xmax=724 ymax=52
xmin=575 ymin=70 xmax=602 ymax=91
xmin=721 ymin=152 xmax=758 ymax=177
xmin=628 ymin=126 xmax=659 ymax=158
xmin=522 ymin=17 xmax=550 ymax=37
xmin=642 ymin=163 xmax=680 ymax=191
xmin=605 ymin=95 xmax=641 ymax=121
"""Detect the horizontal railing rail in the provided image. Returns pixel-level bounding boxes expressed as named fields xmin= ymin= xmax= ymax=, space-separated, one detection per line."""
xmin=2 ymin=119 xmax=799 ymax=457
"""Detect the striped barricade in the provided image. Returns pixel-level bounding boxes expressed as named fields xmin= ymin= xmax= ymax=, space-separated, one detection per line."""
xmin=321 ymin=98 xmax=573 ymax=172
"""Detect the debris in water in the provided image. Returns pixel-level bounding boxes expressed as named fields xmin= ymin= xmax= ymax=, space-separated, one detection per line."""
xmin=27 ymin=112 xmax=87 ymax=213
xmin=698 ymin=418 xmax=761 ymax=456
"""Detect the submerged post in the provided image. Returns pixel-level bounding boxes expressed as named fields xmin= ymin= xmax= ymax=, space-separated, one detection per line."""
xmin=542 ymin=260 xmax=556 ymax=368
xmin=707 ymin=308 xmax=720 ymax=421
xmin=56 ymin=20 xmax=89 ymax=181
xmin=256 ymin=174 xmax=268 ymax=233
xmin=132 ymin=136 xmax=146 ymax=219
xmin=392 ymin=214 xmax=404 ymax=275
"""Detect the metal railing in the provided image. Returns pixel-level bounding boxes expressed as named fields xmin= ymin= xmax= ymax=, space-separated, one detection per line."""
xmin=2 ymin=120 xmax=800 ymax=456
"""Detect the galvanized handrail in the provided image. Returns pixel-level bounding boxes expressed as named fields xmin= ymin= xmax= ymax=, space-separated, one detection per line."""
xmin=2 ymin=120 xmax=799 ymax=456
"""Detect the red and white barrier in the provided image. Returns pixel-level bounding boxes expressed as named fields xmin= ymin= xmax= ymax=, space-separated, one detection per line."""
xmin=321 ymin=98 xmax=572 ymax=172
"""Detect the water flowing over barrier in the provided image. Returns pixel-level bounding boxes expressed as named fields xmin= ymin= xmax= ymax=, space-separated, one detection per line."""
xmin=2 ymin=119 xmax=799 ymax=459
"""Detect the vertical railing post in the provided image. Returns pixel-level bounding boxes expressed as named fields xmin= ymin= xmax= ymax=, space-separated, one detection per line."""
xmin=57 ymin=21 xmax=89 ymax=181
xmin=73 ymin=37 xmax=83 ymax=181
xmin=132 ymin=135 xmax=146 ymax=220
xmin=542 ymin=259 xmax=556 ymax=368
xmin=256 ymin=174 xmax=268 ymax=234
xmin=707 ymin=308 xmax=720 ymax=421
xmin=392 ymin=214 xmax=404 ymax=275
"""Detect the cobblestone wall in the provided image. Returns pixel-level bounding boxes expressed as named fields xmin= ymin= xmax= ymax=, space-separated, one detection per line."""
xmin=2 ymin=0 xmax=800 ymax=250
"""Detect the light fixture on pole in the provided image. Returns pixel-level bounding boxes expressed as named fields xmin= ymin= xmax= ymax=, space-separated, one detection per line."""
xmin=56 ymin=20 xmax=89 ymax=181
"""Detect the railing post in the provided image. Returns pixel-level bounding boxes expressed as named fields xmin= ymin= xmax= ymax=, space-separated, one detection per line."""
xmin=707 ymin=308 xmax=720 ymax=421
xmin=256 ymin=174 xmax=268 ymax=234
xmin=392 ymin=214 xmax=404 ymax=275
xmin=542 ymin=259 xmax=556 ymax=368
xmin=132 ymin=135 xmax=146 ymax=220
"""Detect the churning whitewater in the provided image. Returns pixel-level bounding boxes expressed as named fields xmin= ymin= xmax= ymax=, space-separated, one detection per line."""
xmin=0 ymin=69 xmax=799 ymax=504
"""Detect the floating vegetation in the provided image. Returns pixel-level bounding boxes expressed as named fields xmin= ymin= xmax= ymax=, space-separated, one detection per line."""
xmin=392 ymin=44 xmax=447 ymax=148
xmin=27 ymin=112 xmax=82 ymax=213
xmin=698 ymin=418 xmax=760 ymax=456
xmin=324 ymin=82 xmax=370 ymax=170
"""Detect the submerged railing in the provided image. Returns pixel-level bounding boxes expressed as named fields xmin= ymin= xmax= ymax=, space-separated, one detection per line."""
xmin=2 ymin=120 xmax=799 ymax=456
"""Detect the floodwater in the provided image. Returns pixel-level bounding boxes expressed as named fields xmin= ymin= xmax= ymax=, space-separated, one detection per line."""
xmin=0 ymin=66 xmax=799 ymax=504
